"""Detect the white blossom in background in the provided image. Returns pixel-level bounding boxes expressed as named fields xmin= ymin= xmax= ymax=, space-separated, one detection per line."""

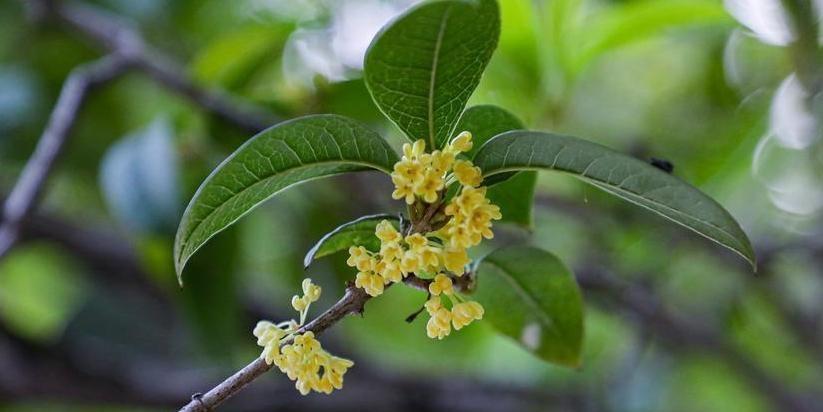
xmin=751 ymin=73 xmax=823 ymax=217
xmin=769 ymin=74 xmax=821 ymax=149
xmin=280 ymin=0 xmax=417 ymax=89
xmin=723 ymin=0 xmax=795 ymax=46
xmin=725 ymin=0 xmax=823 ymax=218
xmin=752 ymin=134 xmax=823 ymax=217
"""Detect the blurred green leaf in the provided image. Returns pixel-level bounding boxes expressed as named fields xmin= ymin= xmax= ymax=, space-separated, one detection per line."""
xmin=364 ymin=0 xmax=499 ymax=148
xmin=0 ymin=244 xmax=87 ymax=343
xmin=192 ymin=24 xmax=293 ymax=89
xmin=174 ymin=114 xmax=398 ymax=281
xmin=571 ymin=0 xmax=731 ymax=75
xmin=100 ymin=118 xmax=182 ymax=234
xmin=473 ymin=131 xmax=756 ymax=268
xmin=473 ymin=245 xmax=584 ymax=367
xmin=177 ymin=228 xmax=243 ymax=362
xmin=304 ymin=213 xmax=399 ymax=268
xmin=458 ymin=104 xmax=534 ymax=228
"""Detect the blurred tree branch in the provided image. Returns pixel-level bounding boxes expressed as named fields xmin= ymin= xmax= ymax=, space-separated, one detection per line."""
xmin=0 ymin=54 xmax=130 ymax=260
xmin=1 ymin=0 xmax=280 ymax=261
xmin=29 ymin=0 xmax=277 ymax=134
xmin=577 ymin=265 xmax=819 ymax=412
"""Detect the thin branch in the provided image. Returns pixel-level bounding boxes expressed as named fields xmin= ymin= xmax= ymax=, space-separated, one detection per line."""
xmin=0 ymin=54 xmax=131 ymax=259
xmin=33 ymin=0 xmax=276 ymax=134
xmin=577 ymin=265 xmax=820 ymax=412
xmin=178 ymin=285 xmax=372 ymax=412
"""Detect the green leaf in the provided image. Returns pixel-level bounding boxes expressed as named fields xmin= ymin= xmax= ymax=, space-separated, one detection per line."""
xmin=456 ymin=105 xmax=534 ymax=228
xmin=570 ymin=0 xmax=731 ymax=74
xmin=458 ymin=105 xmax=525 ymax=158
xmin=473 ymin=131 xmax=756 ymax=268
xmin=485 ymin=172 xmax=537 ymax=228
xmin=191 ymin=24 xmax=293 ymax=89
xmin=174 ymin=114 xmax=399 ymax=282
xmin=364 ymin=0 xmax=500 ymax=149
xmin=304 ymin=214 xmax=400 ymax=268
xmin=473 ymin=245 xmax=584 ymax=367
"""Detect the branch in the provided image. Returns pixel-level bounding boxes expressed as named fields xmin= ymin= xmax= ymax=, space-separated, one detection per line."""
xmin=33 ymin=0 xmax=276 ymax=134
xmin=178 ymin=285 xmax=372 ymax=412
xmin=0 ymin=54 xmax=130 ymax=259
xmin=577 ymin=265 xmax=820 ymax=412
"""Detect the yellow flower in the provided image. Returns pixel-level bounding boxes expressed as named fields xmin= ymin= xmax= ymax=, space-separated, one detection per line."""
xmin=380 ymin=240 xmax=403 ymax=261
xmin=271 ymin=331 xmax=353 ymax=395
xmin=418 ymin=247 xmax=440 ymax=270
xmin=452 ymin=159 xmax=482 ymax=187
xmin=402 ymin=139 xmax=426 ymax=160
xmin=444 ymin=221 xmax=473 ymax=249
xmin=449 ymin=131 xmax=473 ymax=153
xmin=399 ymin=250 xmax=421 ymax=274
xmin=375 ymin=220 xmax=401 ymax=243
xmin=431 ymin=150 xmax=455 ymax=174
xmin=414 ymin=171 xmax=444 ymax=203
xmin=425 ymin=298 xmax=452 ymax=339
xmin=376 ymin=259 xmax=403 ymax=283
xmin=302 ymin=278 xmax=321 ymax=303
xmin=355 ymin=271 xmax=385 ymax=297
xmin=428 ymin=273 xmax=453 ymax=296
xmin=443 ymin=186 xmax=501 ymax=249
xmin=405 ymin=233 xmax=428 ymax=250
xmin=253 ymin=321 xmax=286 ymax=365
xmin=391 ymin=179 xmax=416 ymax=205
xmin=346 ymin=246 xmax=370 ymax=268
xmin=451 ymin=301 xmax=484 ymax=330
xmin=441 ymin=247 xmax=469 ymax=274
xmin=291 ymin=295 xmax=308 ymax=312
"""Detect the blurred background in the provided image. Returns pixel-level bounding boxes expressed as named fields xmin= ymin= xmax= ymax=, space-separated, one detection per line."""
xmin=0 ymin=0 xmax=822 ymax=411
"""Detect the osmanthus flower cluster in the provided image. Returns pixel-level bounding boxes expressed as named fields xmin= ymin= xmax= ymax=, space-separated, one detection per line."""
xmin=347 ymin=131 xmax=501 ymax=339
xmin=253 ymin=279 xmax=354 ymax=395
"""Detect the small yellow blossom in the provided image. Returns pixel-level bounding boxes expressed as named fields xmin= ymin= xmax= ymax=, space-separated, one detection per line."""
xmin=425 ymin=298 xmax=452 ymax=339
xmin=449 ymin=131 xmax=473 ymax=153
xmin=302 ymin=278 xmax=321 ymax=303
xmin=254 ymin=282 xmax=353 ymax=396
xmin=253 ymin=321 xmax=286 ymax=364
xmin=346 ymin=246 xmax=370 ymax=268
xmin=405 ymin=233 xmax=428 ymax=250
xmin=403 ymin=139 xmax=426 ymax=159
xmin=355 ymin=271 xmax=385 ymax=297
xmin=431 ymin=150 xmax=455 ymax=174
xmin=376 ymin=259 xmax=403 ymax=283
xmin=452 ymin=159 xmax=482 ymax=187
xmin=291 ymin=295 xmax=308 ymax=312
xmin=399 ymin=250 xmax=422 ymax=274
xmin=428 ymin=273 xmax=453 ymax=296
xmin=380 ymin=240 xmax=403 ymax=261
xmin=441 ymin=247 xmax=469 ymax=274
xmin=415 ymin=172 xmax=444 ymax=203
xmin=451 ymin=301 xmax=484 ymax=330
xmin=375 ymin=220 xmax=401 ymax=243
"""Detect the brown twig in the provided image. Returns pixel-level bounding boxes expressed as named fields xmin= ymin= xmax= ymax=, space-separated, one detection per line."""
xmin=178 ymin=285 xmax=371 ymax=412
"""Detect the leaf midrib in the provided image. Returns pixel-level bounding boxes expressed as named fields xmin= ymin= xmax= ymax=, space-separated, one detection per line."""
xmin=481 ymin=166 xmax=748 ymax=258
xmin=428 ymin=5 xmax=451 ymax=149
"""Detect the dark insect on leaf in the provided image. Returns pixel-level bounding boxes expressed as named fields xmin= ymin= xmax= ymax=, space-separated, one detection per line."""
xmin=649 ymin=157 xmax=674 ymax=174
